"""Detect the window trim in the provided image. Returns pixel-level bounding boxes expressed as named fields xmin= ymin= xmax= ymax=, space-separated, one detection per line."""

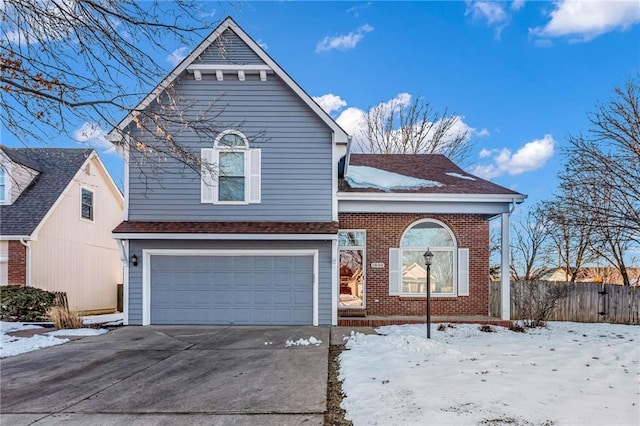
xmin=399 ymin=219 xmax=457 ymax=297
xmin=213 ymin=130 xmax=250 ymax=205
xmin=80 ymin=187 xmax=95 ymax=222
xmin=338 ymin=229 xmax=366 ymax=310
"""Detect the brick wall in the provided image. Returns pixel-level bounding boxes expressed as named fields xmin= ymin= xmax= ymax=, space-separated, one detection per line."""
xmin=339 ymin=213 xmax=489 ymax=317
xmin=7 ymin=240 xmax=26 ymax=286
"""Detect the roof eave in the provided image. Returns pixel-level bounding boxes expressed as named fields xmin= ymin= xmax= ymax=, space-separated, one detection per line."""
xmin=337 ymin=192 xmax=527 ymax=203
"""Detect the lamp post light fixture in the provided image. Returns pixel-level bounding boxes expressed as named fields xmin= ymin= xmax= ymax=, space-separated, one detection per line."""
xmin=423 ymin=248 xmax=433 ymax=339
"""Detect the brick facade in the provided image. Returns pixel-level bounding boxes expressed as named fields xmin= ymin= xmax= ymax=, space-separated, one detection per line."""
xmin=338 ymin=213 xmax=489 ymax=317
xmin=7 ymin=240 xmax=26 ymax=286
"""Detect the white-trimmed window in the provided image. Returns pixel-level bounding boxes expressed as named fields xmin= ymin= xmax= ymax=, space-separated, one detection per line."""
xmin=201 ymin=130 xmax=261 ymax=204
xmin=0 ymin=166 xmax=6 ymax=203
xmin=389 ymin=219 xmax=469 ymax=297
xmin=338 ymin=230 xmax=366 ymax=309
xmin=81 ymin=188 xmax=94 ymax=221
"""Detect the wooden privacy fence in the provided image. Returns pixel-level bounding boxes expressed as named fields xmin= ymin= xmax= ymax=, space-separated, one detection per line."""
xmin=490 ymin=280 xmax=640 ymax=325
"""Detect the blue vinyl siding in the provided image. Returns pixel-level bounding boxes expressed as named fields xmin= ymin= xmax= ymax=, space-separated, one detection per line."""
xmin=193 ymin=29 xmax=264 ymax=64
xmin=126 ymin=31 xmax=334 ymax=222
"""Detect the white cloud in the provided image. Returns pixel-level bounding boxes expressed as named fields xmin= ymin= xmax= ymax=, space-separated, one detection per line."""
xmin=346 ymin=2 xmax=371 ymax=18
xmin=336 ymin=106 xmax=368 ymax=142
xmin=511 ymin=0 xmax=525 ymax=12
xmin=466 ymin=1 xmax=508 ymax=25
xmin=471 ymin=134 xmax=555 ymax=179
xmin=316 ymin=24 xmax=374 ymax=53
xmin=465 ymin=0 xmax=526 ymax=38
xmin=336 ymin=93 xmax=411 ymax=148
xmin=530 ymin=0 xmax=640 ymax=42
xmin=166 ymin=47 xmax=188 ymax=66
xmin=313 ymin=94 xmax=347 ymax=114
xmin=336 ymin=93 xmax=483 ymax=153
xmin=74 ymin=122 xmax=116 ymax=154
xmin=479 ymin=148 xmax=493 ymax=158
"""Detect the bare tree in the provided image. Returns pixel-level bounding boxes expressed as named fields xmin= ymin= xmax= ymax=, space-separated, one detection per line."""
xmin=559 ymin=77 xmax=640 ymax=239
xmin=359 ymin=95 xmax=472 ymax=164
xmin=557 ymin=77 xmax=640 ymax=285
xmin=510 ymin=205 xmax=554 ymax=281
xmin=543 ymin=200 xmax=596 ymax=282
xmin=1 ymin=0 xmax=241 ymax=174
xmin=489 ymin=226 xmax=501 ymax=281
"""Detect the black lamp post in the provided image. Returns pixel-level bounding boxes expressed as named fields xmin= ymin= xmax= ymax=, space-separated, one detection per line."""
xmin=423 ymin=248 xmax=433 ymax=339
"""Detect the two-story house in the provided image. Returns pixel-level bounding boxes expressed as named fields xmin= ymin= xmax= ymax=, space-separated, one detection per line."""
xmin=0 ymin=147 xmax=124 ymax=314
xmin=110 ymin=17 xmax=524 ymax=326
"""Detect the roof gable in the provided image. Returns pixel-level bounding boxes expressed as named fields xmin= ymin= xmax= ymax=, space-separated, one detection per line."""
xmin=0 ymin=147 xmax=93 ymax=237
xmin=109 ymin=17 xmax=348 ymax=144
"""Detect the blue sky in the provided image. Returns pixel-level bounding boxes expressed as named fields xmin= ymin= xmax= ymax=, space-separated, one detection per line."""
xmin=3 ymin=1 xmax=640 ymax=211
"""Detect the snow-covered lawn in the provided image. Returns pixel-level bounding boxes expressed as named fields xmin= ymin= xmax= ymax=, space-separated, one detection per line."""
xmin=0 ymin=314 xmax=117 ymax=358
xmin=340 ymin=322 xmax=640 ymax=426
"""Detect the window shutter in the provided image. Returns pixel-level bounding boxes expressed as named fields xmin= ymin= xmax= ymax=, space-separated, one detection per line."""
xmin=458 ymin=248 xmax=469 ymax=296
xmin=389 ymin=248 xmax=401 ymax=295
xmin=201 ymin=148 xmax=215 ymax=203
xmin=248 ymin=148 xmax=261 ymax=204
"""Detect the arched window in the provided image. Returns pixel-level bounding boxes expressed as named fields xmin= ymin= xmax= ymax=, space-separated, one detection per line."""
xmin=201 ymin=130 xmax=261 ymax=204
xmin=399 ymin=220 xmax=456 ymax=296
xmin=214 ymin=130 xmax=249 ymax=202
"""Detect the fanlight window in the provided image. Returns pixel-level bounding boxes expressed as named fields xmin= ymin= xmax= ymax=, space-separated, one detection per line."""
xmin=400 ymin=220 xmax=456 ymax=296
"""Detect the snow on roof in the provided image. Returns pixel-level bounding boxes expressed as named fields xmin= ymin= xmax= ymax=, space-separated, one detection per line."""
xmin=446 ymin=172 xmax=476 ymax=181
xmin=345 ymin=165 xmax=444 ymax=192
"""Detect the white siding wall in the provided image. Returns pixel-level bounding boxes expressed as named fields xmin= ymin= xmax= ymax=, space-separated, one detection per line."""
xmin=29 ymin=157 xmax=124 ymax=312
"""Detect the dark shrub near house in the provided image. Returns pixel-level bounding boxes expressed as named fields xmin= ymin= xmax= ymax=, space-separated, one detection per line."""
xmin=0 ymin=286 xmax=56 ymax=321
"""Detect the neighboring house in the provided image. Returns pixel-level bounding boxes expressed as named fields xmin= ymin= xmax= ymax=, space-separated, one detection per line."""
xmin=110 ymin=17 xmax=524 ymax=326
xmin=542 ymin=267 xmax=640 ymax=286
xmin=0 ymin=147 xmax=124 ymax=314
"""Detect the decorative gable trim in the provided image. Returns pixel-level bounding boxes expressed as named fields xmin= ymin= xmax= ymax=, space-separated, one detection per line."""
xmin=108 ymin=17 xmax=349 ymax=144
xmin=186 ymin=64 xmax=273 ymax=82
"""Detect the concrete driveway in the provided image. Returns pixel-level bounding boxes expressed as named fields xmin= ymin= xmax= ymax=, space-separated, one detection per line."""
xmin=0 ymin=326 xmax=330 ymax=425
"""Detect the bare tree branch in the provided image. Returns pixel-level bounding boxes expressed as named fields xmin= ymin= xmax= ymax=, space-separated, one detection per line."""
xmin=555 ymin=76 xmax=640 ymax=285
xmin=358 ymin=95 xmax=473 ymax=164
xmin=1 ymin=0 xmax=241 ymax=176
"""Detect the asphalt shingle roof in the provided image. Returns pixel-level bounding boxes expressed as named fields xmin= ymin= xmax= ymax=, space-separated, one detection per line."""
xmin=340 ymin=154 xmax=524 ymax=196
xmin=113 ymin=221 xmax=339 ymax=234
xmin=0 ymin=147 xmax=93 ymax=236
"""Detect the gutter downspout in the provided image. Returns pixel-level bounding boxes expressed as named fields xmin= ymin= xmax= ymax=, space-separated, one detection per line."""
xmin=116 ymin=239 xmax=129 ymax=325
xmin=19 ymin=238 xmax=31 ymax=287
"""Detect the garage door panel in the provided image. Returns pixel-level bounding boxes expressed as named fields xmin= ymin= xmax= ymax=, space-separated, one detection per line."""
xmin=150 ymin=254 xmax=313 ymax=325
xmin=294 ymin=256 xmax=314 ymax=269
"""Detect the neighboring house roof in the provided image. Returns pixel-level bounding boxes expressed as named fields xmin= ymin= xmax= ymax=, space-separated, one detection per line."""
xmin=340 ymin=154 xmax=524 ymax=198
xmin=107 ymin=16 xmax=349 ymax=144
xmin=113 ymin=221 xmax=339 ymax=236
xmin=542 ymin=266 xmax=640 ymax=285
xmin=0 ymin=147 xmax=93 ymax=237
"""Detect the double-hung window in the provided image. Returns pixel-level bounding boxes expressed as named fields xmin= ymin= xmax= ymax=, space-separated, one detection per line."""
xmin=81 ymin=188 xmax=94 ymax=221
xmin=0 ymin=166 xmax=6 ymax=203
xmin=201 ymin=130 xmax=261 ymax=204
